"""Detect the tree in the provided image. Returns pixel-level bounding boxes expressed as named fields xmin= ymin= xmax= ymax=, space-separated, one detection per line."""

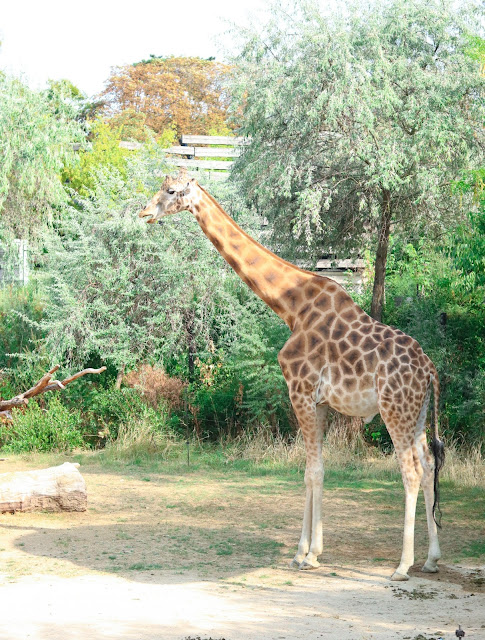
xmin=0 ymin=75 xmax=84 ymax=237
xmin=230 ymin=0 xmax=485 ymax=320
xmin=62 ymin=119 xmax=133 ymax=196
xmin=41 ymin=157 xmax=247 ymax=378
xmin=101 ymin=56 xmax=232 ymax=138
xmin=37 ymin=155 xmax=293 ymax=435
xmin=46 ymin=78 xmax=103 ymax=124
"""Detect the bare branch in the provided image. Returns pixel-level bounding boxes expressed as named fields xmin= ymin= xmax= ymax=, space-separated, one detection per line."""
xmin=0 ymin=366 xmax=107 ymax=416
xmin=43 ymin=367 xmax=107 ymax=392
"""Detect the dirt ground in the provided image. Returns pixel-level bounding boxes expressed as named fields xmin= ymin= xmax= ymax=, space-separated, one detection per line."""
xmin=0 ymin=455 xmax=484 ymax=640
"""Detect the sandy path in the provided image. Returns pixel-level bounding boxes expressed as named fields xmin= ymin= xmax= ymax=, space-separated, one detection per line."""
xmin=0 ymin=564 xmax=483 ymax=640
xmin=0 ymin=459 xmax=483 ymax=639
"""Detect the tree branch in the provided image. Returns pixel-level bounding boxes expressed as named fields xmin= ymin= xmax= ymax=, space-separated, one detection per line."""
xmin=0 ymin=366 xmax=107 ymax=420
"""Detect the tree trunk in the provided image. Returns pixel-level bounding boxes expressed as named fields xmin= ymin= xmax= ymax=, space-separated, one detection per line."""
xmin=184 ymin=309 xmax=196 ymax=382
xmin=115 ymin=364 xmax=126 ymax=390
xmin=370 ymin=189 xmax=392 ymax=322
xmin=0 ymin=462 xmax=87 ymax=513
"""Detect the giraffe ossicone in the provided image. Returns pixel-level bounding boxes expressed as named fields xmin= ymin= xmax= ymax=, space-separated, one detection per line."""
xmin=139 ymin=171 xmax=445 ymax=581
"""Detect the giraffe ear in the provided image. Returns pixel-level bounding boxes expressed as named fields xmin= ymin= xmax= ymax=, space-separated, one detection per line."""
xmin=181 ymin=182 xmax=191 ymax=196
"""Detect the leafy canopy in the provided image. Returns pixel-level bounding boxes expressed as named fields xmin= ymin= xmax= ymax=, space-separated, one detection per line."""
xmin=230 ymin=0 xmax=485 ymax=261
xmin=101 ymin=56 xmax=232 ymax=138
xmin=0 ymin=74 xmax=84 ymax=237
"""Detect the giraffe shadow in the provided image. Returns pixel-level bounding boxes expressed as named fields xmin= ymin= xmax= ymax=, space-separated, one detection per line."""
xmin=0 ymin=520 xmax=289 ymax=585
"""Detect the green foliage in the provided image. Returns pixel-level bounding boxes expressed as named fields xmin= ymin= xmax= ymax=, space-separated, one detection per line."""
xmin=0 ymin=395 xmax=84 ymax=453
xmin=382 ymin=233 xmax=485 ymax=445
xmin=0 ymin=74 xmax=84 ymax=237
xmin=72 ymin=386 xmax=170 ymax=444
xmin=224 ymin=299 xmax=292 ymax=433
xmin=62 ymin=118 xmax=177 ymax=197
xmin=45 ymin=79 xmax=89 ymax=121
xmin=0 ymin=284 xmax=45 ymax=371
xmin=187 ymin=295 xmax=292 ymax=438
xmin=449 ymin=168 xmax=485 ymax=300
xmin=35 ymin=155 xmax=298 ymax=440
xmin=41 ymin=160 xmax=242 ymax=376
xmin=62 ymin=120 xmax=131 ymax=195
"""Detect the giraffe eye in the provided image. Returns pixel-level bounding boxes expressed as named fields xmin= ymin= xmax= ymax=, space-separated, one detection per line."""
xmin=167 ymin=189 xmax=176 ymax=195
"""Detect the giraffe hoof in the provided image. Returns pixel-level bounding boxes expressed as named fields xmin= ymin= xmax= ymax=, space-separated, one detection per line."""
xmin=390 ymin=571 xmax=410 ymax=581
xmin=290 ymin=558 xmax=303 ymax=569
xmin=421 ymin=562 xmax=439 ymax=573
xmin=299 ymin=559 xmax=320 ymax=570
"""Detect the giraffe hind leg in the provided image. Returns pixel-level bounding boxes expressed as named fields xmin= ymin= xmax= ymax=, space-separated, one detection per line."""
xmin=390 ymin=441 xmax=422 ymax=581
xmin=412 ymin=384 xmax=441 ymax=573
xmin=381 ymin=409 xmax=423 ymax=581
xmin=417 ymin=435 xmax=442 ymax=570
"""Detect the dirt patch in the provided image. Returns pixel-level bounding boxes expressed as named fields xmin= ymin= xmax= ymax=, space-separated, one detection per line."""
xmin=409 ymin=564 xmax=485 ymax=593
xmin=0 ymin=455 xmax=483 ymax=640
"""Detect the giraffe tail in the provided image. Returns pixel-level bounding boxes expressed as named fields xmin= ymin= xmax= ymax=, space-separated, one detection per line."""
xmin=430 ymin=370 xmax=445 ymax=528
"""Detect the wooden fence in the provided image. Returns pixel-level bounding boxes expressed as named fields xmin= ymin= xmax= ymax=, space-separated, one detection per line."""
xmin=163 ymin=135 xmax=246 ymax=179
xmin=75 ymin=134 xmax=245 ymax=180
xmin=0 ymin=239 xmax=29 ymax=285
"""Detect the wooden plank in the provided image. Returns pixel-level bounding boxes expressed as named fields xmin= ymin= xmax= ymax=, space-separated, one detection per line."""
xmin=181 ymin=134 xmax=247 ymax=146
xmin=316 ymin=258 xmax=365 ymax=270
xmin=164 ymin=146 xmax=195 ymax=155
xmin=119 ymin=141 xmax=143 ymax=150
xmin=172 ymin=158 xmax=233 ymax=170
xmin=194 ymin=147 xmax=240 ymax=158
xmin=154 ymin=169 xmax=229 ymax=180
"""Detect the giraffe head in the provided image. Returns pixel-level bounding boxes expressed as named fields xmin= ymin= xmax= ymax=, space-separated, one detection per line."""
xmin=138 ymin=169 xmax=198 ymax=223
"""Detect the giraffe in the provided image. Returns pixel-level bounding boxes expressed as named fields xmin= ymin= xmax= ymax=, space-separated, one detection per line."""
xmin=139 ymin=170 xmax=445 ymax=581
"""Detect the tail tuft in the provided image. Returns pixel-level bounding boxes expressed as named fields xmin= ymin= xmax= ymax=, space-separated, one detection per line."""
xmin=430 ymin=436 xmax=445 ymax=528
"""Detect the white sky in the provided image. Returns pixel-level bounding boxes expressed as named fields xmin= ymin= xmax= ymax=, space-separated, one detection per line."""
xmin=0 ymin=0 xmax=271 ymax=98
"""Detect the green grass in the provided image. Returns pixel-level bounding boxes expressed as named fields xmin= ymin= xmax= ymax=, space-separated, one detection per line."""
xmin=459 ymin=539 xmax=485 ymax=559
xmin=3 ymin=442 xmax=484 ymax=574
xmin=128 ymin=563 xmax=163 ymax=571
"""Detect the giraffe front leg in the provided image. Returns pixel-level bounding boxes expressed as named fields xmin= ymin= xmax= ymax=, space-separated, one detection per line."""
xmin=291 ymin=482 xmax=313 ymax=567
xmin=291 ymin=403 xmax=327 ymax=570
xmin=298 ymin=463 xmax=324 ymax=569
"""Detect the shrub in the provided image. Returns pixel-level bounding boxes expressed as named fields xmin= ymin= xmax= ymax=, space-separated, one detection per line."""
xmin=123 ymin=364 xmax=186 ymax=411
xmin=0 ymin=283 xmax=45 ymax=371
xmin=0 ymin=395 xmax=84 ymax=453
xmin=381 ymin=236 xmax=485 ymax=446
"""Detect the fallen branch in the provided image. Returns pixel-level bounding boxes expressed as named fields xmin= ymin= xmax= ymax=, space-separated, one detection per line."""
xmin=0 ymin=366 xmax=107 ymax=421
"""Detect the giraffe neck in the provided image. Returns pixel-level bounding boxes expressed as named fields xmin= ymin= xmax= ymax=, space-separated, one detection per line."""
xmin=191 ymin=185 xmax=314 ymax=328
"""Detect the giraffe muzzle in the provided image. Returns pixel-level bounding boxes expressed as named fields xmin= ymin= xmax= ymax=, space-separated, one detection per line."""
xmin=138 ymin=207 xmax=157 ymax=223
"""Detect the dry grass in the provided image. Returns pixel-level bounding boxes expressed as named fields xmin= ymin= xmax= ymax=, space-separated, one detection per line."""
xmin=221 ymin=418 xmax=484 ymax=488
xmin=223 ymin=415 xmax=386 ymax=469
xmin=441 ymin=441 xmax=485 ymax=488
xmin=94 ymin=394 xmax=484 ymax=488
xmin=102 ymin=416 xmax=178 ymax=462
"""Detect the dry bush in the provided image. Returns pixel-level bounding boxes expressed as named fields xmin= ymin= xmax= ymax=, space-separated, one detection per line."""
xmin=124 ymin=365 xmax=186 ymax=411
